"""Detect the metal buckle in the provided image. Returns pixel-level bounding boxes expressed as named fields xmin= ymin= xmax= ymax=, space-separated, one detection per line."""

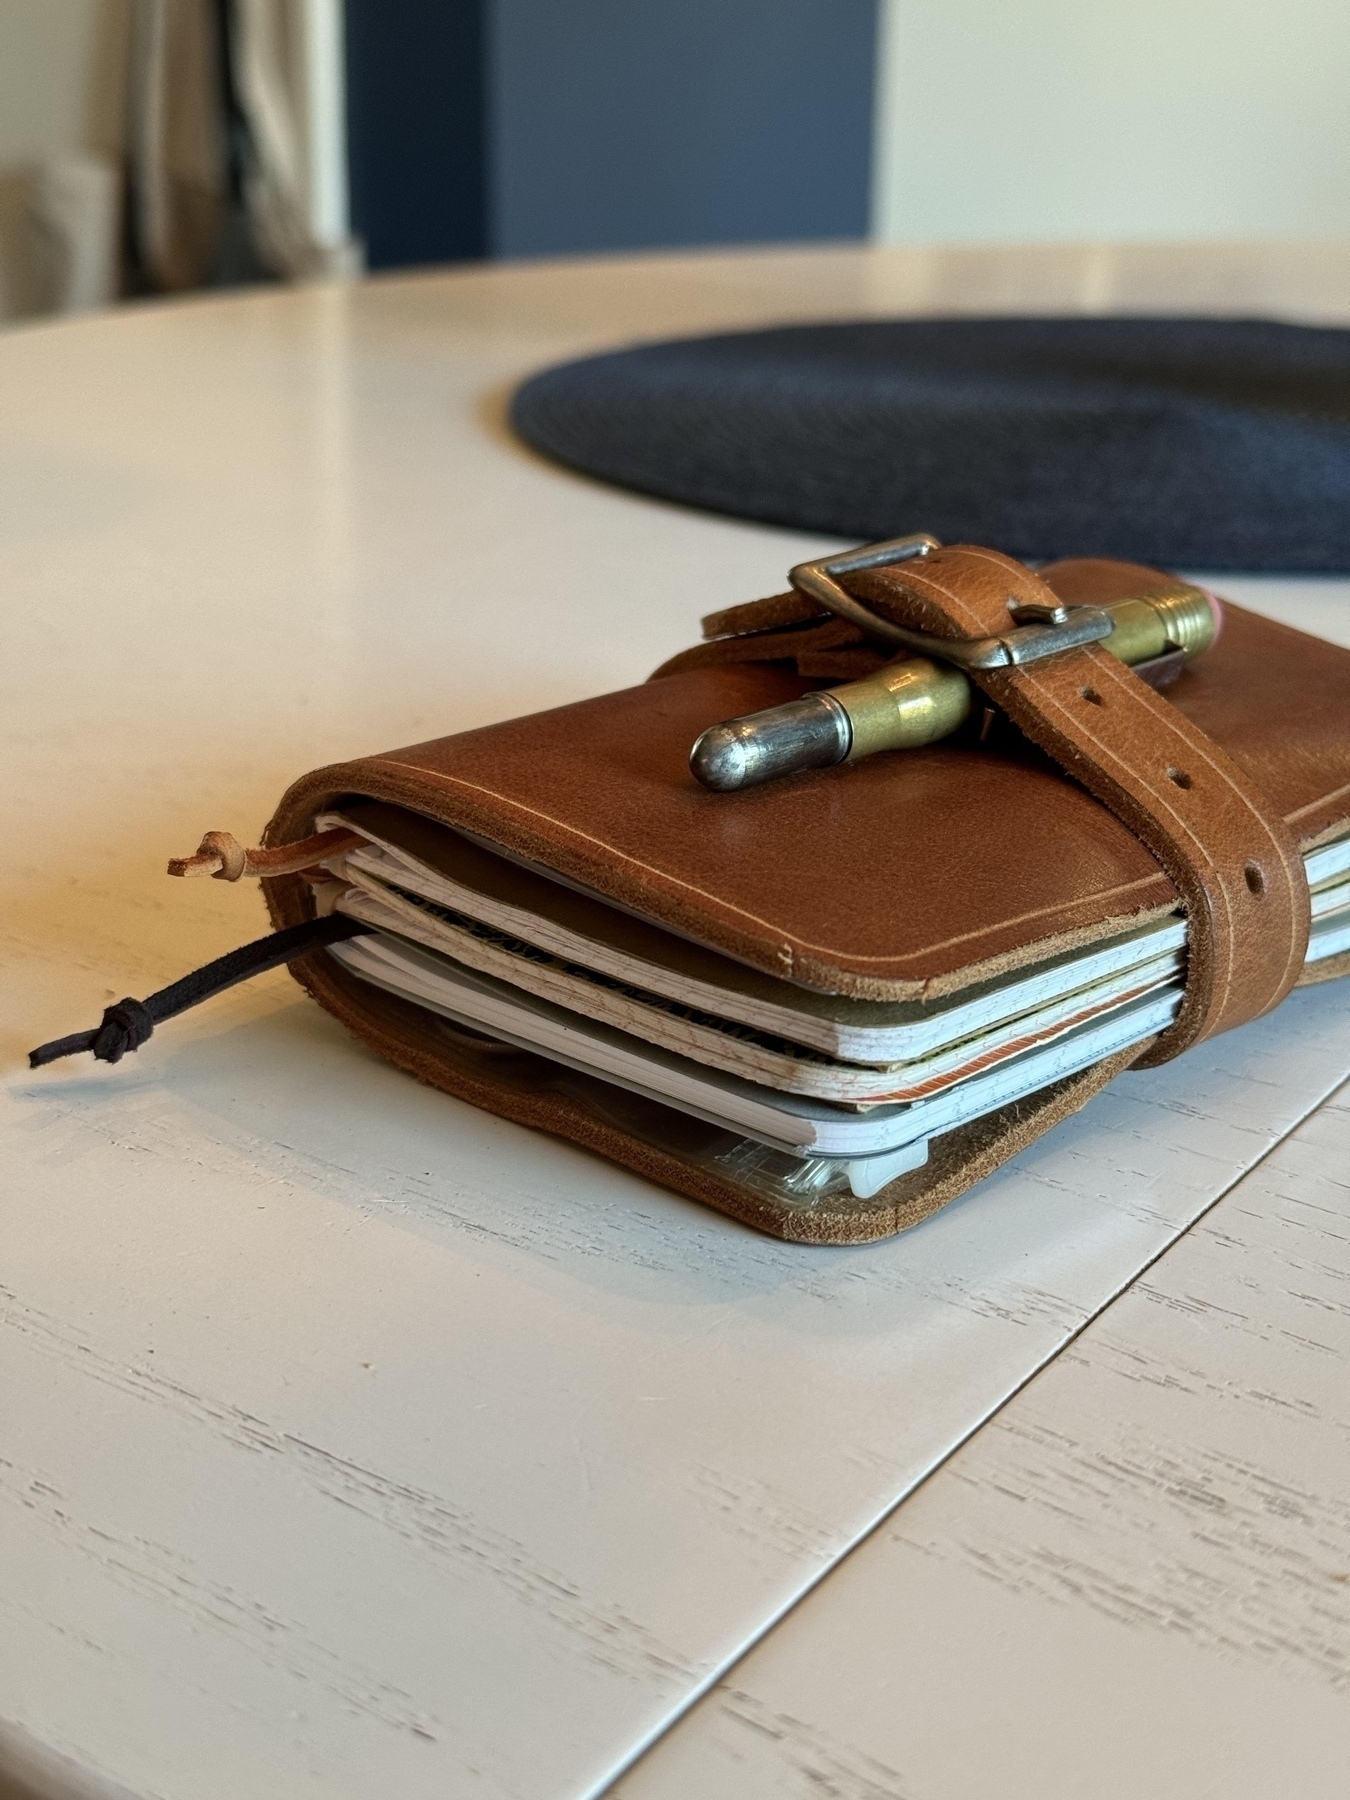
xmin=789 ymin=533 xmax=1114 ymax=670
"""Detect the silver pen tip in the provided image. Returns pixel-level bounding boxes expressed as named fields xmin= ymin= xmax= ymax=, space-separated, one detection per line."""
xmin=690 ymin=723 xmax=751 ymax=791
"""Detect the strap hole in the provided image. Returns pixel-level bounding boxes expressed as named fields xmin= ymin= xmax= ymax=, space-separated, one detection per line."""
xmin=1245 ymin=862 xmax=1266 ymax=896
xmin=1079 ymin=686 xmax=1104 ymax=706
xmin=1166 ymin=767 xmax=1193 ymax=789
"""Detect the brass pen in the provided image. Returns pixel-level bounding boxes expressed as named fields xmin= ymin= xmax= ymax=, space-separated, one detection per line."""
xmin=690 ymin=582 xmax=1222 ymax=792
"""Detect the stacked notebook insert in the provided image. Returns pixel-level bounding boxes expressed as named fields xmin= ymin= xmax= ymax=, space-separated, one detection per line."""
xmin=312 ymin=801 xmax=1350 ymax=1207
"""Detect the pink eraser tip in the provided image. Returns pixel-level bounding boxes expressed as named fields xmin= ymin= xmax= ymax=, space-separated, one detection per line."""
xmin=1200 ymin=587 xmax=1224 ymax=639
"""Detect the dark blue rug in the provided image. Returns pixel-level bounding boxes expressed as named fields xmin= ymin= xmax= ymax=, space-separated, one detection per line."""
xmin=510 ymin=316 xmax=1350 ymax=572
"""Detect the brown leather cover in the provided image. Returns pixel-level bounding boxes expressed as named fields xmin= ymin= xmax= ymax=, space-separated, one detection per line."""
xmin=263 ymin=555 xmax=1350 ymax=1243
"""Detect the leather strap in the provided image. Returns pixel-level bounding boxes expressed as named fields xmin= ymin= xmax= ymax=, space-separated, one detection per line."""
xmin=848 ymin=544 xmax=1310 ymax=1063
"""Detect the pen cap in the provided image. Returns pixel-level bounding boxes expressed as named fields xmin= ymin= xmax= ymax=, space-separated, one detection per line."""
xmin=1104 ymin=582 xmax=1219 ymax=665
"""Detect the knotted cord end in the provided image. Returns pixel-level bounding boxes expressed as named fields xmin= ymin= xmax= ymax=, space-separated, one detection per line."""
xmin=27 ymin=914 xmax=372 ymax=1070
xmin=166 ymin=826 xmax=363 ymax=881
xmin=91 ymin=996 xmax=155 ymax=1063
xmin=27 ymin=997 xmax=154 ymax=1068
xmin=167 ymin=830 xmax=247 ymax=879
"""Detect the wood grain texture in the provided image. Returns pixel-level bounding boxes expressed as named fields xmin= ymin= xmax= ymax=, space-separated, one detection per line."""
xmin=611 ymin=1089 xmax=1350 ymax=1800
xmin=1 ymin=244 xmax=1347 ymax=1800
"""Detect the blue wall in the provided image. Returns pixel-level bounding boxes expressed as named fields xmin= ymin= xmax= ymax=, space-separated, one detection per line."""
xmin=346 ymin=0 xmax=878 ymax=268
xmin=345 ymin=0 xmax=489 ymax=267
xmin=489 ymin=0 xmax=878 ymax=257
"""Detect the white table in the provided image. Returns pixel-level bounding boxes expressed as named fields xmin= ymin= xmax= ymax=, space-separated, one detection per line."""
xmin=613 ymin=1090 xmax=1350 ymax=1800
xmin=2 ymin=244 xmax=1348 ymax=1800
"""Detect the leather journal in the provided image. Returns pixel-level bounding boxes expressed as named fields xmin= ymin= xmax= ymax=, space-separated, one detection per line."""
xmin=31 ymin=541 xmax=1350 ymax=1244
xmin=238 ymin=543 xmax=1348 ymax=1244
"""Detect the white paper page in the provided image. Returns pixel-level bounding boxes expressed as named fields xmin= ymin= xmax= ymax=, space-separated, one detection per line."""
xmin=326 ymin=931 xmax=1182 ymax=1158
xmin=322 ymin=812 xmax=1347 ymax=1065
xmin=331 ymin=874 xmax=1184 ymax=1104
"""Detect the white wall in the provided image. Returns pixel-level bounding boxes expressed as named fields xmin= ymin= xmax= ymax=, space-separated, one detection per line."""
xmin=0 ymin=0 xmax=130 ymax=319
xmin=0 ymin=0 xmax=127 ymax=169
xmin=873 ymin=0 xmax=1350 ymax=244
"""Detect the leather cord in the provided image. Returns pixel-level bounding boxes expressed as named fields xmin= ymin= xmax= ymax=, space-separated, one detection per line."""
xmin=28 ymin=914 xmax=372 ymax=1069
xmin=166 ymin=825 xmax=363 ymax=881
xmin=848 ymin=544 xmax=1310 ymax=1061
